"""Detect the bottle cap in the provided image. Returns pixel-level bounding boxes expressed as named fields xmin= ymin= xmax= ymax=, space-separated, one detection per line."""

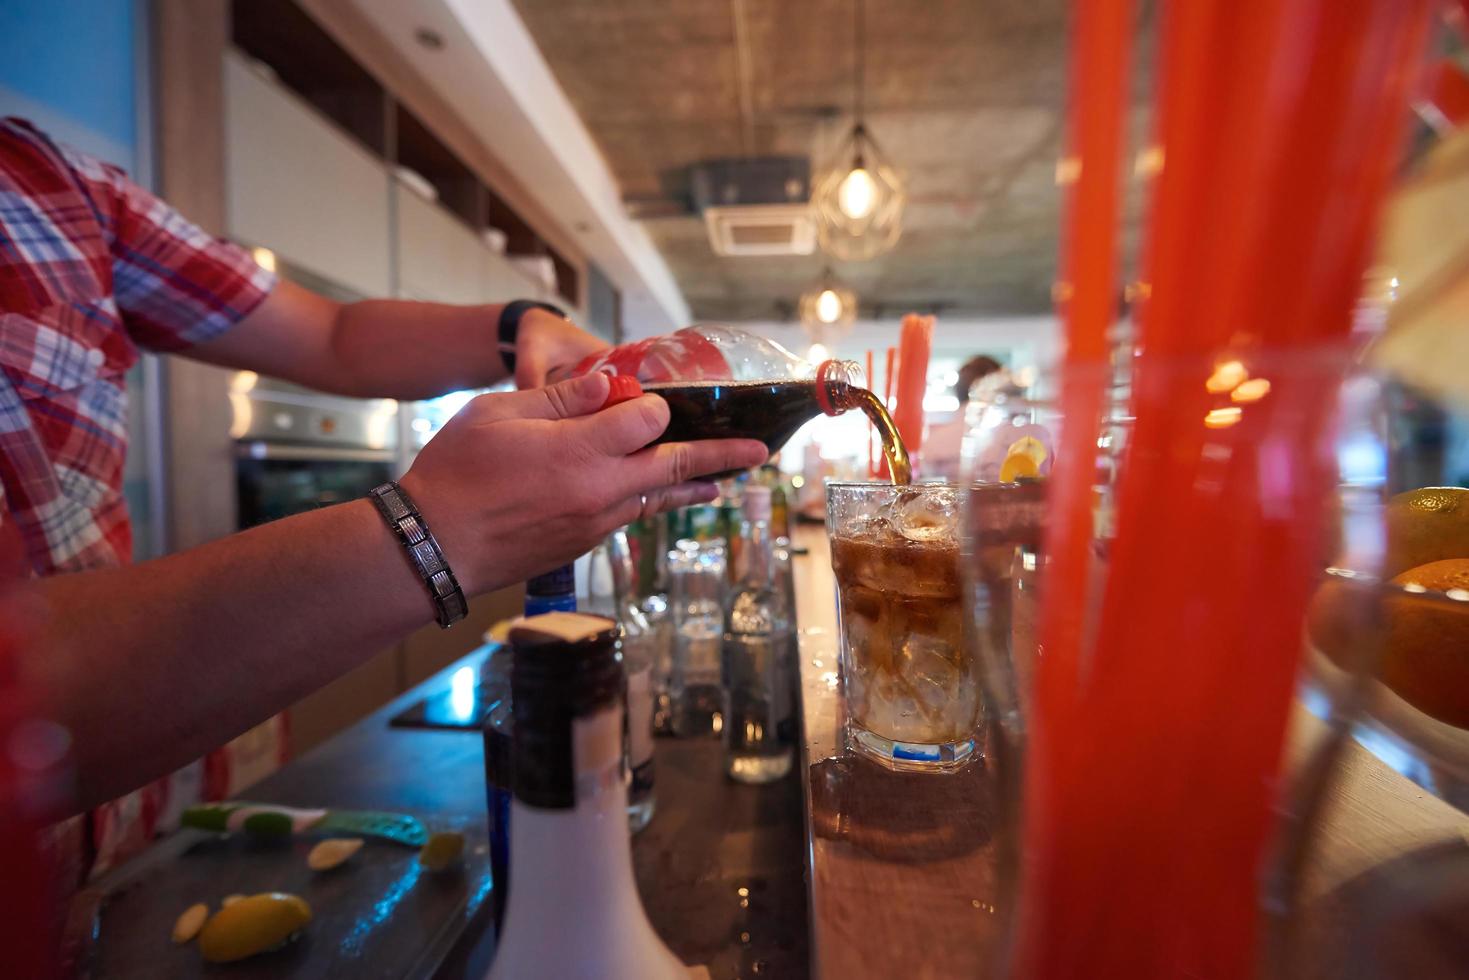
xmin=743 ymin=485 xmax=772 ymax=523
xmin=598 ymin=373 xmax=644 ymax=409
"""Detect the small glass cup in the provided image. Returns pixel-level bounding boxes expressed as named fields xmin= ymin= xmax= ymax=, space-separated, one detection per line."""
xmin=826 ymin=481 xmax=977 ymax=771
xmin=667 ymin=537 xmax=727 ymax=737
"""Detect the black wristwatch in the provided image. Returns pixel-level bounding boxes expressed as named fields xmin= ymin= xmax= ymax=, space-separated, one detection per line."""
xmin=498 ymin=299 xmax=567 ymax=376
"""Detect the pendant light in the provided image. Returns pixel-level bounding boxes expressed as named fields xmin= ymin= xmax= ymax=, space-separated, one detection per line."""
xmin=812 ymin=0 xmax=905 ymax=261
xmin=798 ymin=269 xmax=858 ymax=349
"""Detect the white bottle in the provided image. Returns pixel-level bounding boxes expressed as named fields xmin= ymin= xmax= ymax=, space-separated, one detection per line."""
xmin=485 ymin=612 xmax=685 ymax=980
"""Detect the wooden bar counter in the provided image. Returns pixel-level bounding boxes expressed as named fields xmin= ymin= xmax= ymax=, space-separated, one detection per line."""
xmin=788 ymin=524 xmax=1469 ymax=978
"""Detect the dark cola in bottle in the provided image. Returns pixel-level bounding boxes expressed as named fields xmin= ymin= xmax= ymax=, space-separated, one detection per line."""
xmin=572 ymin=325 xmax=910 ymax=481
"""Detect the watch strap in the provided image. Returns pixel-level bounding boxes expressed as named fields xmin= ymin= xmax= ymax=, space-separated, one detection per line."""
xmin=498 ymin=299 xmax=568 ymax=376
xmin=368 ymin=482 xmax=468 ymax=628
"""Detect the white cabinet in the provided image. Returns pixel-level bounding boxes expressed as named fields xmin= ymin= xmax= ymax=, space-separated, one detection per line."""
xmin=223 ymin=51 xmax=391 ymax=298
xmin=480 ymin=249 xmax=539 ymax=304
xmin=396 ymin=184 xmax=486 ymax=305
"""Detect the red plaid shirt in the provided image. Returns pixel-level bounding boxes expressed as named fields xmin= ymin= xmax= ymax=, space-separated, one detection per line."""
xmin=1 ymin=118 xmax=277 ymax=880
xmin=0 ymin=117 xmax=274 ymax=575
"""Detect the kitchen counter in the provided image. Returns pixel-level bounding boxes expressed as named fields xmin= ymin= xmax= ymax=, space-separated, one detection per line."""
xmin=788 ymin=523 xmax=1469 ymax=978
xmin=88 ymin=643 xmax=807 ymax=978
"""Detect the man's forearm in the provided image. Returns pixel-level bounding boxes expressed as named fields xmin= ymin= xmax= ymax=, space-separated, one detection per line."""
xmin=25 ymin=499 xmax=439 ymax=811
xmin=191 ymin=281 xmax=605 ymax=398
xmin=190 ymin=281 xmax=511 ymax=401
xmin=327 ymin=299 xmax=509 ymax=399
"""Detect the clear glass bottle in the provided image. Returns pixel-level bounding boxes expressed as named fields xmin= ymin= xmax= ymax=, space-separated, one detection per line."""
xmin=668 ymin=538 xmax=727 ymax=737
xmin=607 ymin=528 xmax=656 ymax=834
xmin=771 ymin=532 xmax=801 ymax=746
xmin=630 ymin=516 xmax=674 ymax=734
xmin=722 ymin=487 xmax=795 ymax=783
xmin=485 ymin=614 xmax=683 ymax=980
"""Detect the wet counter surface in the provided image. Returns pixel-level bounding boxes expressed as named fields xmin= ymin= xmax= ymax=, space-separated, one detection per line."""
xmin=788 ymin=524 xmax=1469 ymax=979
xmin=87 ymin=645 xmax=808 ymax=979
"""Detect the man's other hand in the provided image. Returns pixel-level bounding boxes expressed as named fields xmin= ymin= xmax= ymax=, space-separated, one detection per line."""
xmin=400 ymin=372 xmax=768 ymax=594
xmin=513 ymin=308 xmax=610 ymax=389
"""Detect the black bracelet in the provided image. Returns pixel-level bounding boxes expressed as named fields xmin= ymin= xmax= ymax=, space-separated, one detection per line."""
xmin=368 ymin=482 xmax=468 ymax=629
xmin=497 ymin=299 xmax=567 ymax=376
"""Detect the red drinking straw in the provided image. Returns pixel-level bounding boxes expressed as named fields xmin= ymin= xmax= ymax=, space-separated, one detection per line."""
xmin=1018 ymin=2 xmax=1436 ymax=978
xmin=1422 ymin=59 xmax=1469 ymax=129
xmin=893 ymin=314 xmax=934 ymax=462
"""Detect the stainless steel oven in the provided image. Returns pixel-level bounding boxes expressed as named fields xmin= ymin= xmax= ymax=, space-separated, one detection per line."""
xmin=232 ymin=378 xmax=400 ymax=528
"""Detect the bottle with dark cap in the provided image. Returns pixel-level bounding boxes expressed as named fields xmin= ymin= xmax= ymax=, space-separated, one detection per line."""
xmin=607 ymin=528 xmax=657 ymax=833
xmin=484 ymin=612 xmax=683 ymax=980
xmin=721 ymin=486 xmax=795 ymax=784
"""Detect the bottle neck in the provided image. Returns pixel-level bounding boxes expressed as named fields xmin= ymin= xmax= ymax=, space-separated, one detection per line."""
xmin=509 ymin=631 xmax=622 ymax=809
xmin=815 ymin=358 xmax=866 ymax=416
xmin=606 ymin=529 xmax=638 ymax=608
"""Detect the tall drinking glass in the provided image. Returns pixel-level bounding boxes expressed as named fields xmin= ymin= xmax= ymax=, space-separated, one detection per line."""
xmin=827 ymin=481 xmax=977 ymax=771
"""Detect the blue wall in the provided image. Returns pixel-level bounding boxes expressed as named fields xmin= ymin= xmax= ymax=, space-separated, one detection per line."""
xmin=0 ymin=0 xmax=139 ymax=170
xmin=0 ymin=1 xmax=159 ymax=558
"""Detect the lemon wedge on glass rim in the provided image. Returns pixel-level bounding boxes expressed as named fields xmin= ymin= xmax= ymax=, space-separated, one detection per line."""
xmin=1006 ymin=435 xmax=1049 ymax=466
xmin=999 ymin=452 xmax=1041 ymax=482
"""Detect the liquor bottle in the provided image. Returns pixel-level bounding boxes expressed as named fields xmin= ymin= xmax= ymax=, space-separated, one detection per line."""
xmin=570 ymin=325 xmax=911 ymax=481
xmin=485 ymin=613 xmax=684 ymax=980
xmin=721 ymin=487 xmax=795 ymax=784
xmin=483 ymin=558 xmax=581 ymax=935
xmin=607 ymin=528 xmax=657 ymax=833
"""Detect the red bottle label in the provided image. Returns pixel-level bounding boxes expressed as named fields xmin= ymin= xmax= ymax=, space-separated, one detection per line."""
xmin=571 ymin=330 xmax=732 ymax=383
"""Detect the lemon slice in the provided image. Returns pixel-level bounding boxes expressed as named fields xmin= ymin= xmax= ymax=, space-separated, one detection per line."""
xmin=1000 ymin=452 xmax=1041 ymax=483
xmin=1006 ymin=435 xmax=1048 ymax=466
xmin=197 ymin=893 xmax=311 ymax=963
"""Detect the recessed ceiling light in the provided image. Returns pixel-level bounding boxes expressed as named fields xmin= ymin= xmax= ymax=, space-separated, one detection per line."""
xmin=414 ymin=27 xmax=445 ymax=51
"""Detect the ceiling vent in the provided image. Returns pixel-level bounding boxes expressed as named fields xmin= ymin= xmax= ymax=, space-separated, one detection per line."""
xmin=704 ymin=204 xmax=817 ymax=257
xmin=688 ymin=157 xmax=815 ymax=257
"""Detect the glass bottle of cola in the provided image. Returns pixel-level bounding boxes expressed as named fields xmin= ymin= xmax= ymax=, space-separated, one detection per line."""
xmin=571 ymin=325 xmax=908 ymax=480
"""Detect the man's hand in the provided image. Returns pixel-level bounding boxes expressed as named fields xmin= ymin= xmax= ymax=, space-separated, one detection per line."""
xmin=512 ymin=308 xmax=609 ymax=389
xmin=400 ymin=372 xmax=767 ymax=594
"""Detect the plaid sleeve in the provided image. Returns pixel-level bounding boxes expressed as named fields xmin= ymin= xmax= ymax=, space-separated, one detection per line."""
xmin=60 ymin=147 xmax=277 ymax=352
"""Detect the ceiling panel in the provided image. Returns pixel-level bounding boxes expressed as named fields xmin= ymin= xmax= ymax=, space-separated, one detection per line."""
xmin=513 ymin=0 xmax=1152 ymax=322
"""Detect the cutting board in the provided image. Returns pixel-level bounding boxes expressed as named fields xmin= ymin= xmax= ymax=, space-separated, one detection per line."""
xmin=76 ymin=815 xmax=490 ymax=979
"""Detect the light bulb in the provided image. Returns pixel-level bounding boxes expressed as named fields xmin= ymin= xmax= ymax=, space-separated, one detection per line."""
xmin=815 ymin=288 xmax=843 ymax=324
xmin=837 ymin=167 xmax=877 ymax=220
